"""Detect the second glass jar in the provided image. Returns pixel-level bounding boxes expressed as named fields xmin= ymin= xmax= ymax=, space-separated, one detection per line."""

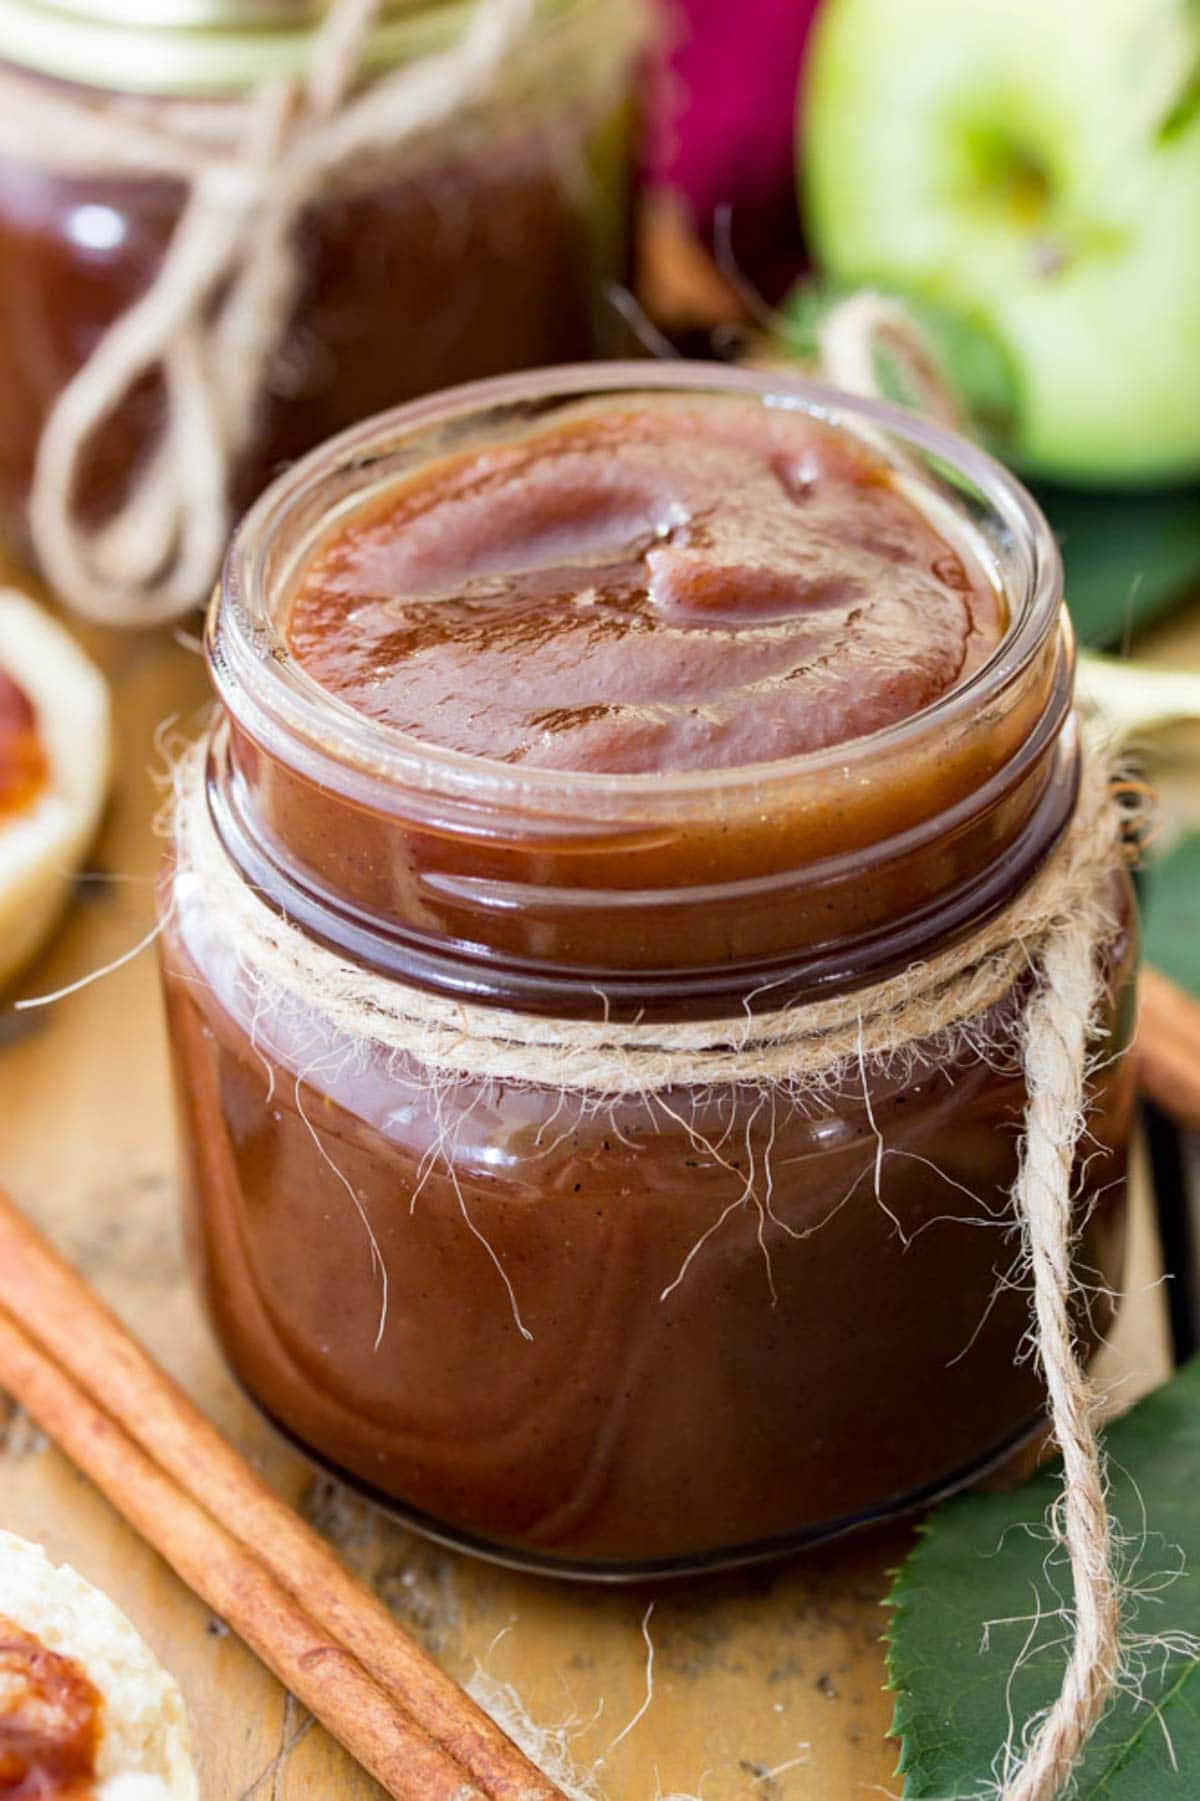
xmin=0 ymin=0 xmax=642 ymax=563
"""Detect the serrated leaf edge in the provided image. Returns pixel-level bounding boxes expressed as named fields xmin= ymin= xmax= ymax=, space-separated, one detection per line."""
xmin=885 ymin=1521 xmax=940 ymax=1791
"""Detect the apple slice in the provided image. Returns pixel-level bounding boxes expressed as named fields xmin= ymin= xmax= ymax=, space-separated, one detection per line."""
xmin=0 ymin=591 xmax=110 ymax=990
xmin=801 ymin=0 xmax=1200 ymax=485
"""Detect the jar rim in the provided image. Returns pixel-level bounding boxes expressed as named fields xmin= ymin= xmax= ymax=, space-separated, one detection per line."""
xmin=210 ymin=360 xmax=1066 ymax=834
xmin=0 ymin=0 xmax=602 ymax=95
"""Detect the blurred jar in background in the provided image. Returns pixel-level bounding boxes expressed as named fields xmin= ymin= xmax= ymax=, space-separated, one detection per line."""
xmin=0 ymin=0 xmax=644 ymax=594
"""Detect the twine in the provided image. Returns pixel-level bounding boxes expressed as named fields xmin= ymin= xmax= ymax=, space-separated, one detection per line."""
xmin=9 ymin=0 xmax=643 ymax=628
xmin=817 ymin=291 xmax=969 ymax=436
xmin=819 ymin=292 xmax=1129 ymax=1799
xmin=1003 ymin=905 xmax=1120 ymax=1801
xmin=174 ymin=742 xmax=1119 ymax=1097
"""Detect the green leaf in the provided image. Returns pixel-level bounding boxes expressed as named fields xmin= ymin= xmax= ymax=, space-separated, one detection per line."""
xmin=888 ymin=1356 xmax=1200 ymax=1797
xmin=1038 ymin=484 xmax=1200 ymax=648
xmin=1142 ymin=833 xmax=1200 ymax=999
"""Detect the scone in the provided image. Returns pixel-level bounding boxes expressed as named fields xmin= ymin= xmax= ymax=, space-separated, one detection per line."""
xmin=0 ymin=590 xmax=111 ymax=990
xmin=0 ymin=1530 xmax=198 ymax=1798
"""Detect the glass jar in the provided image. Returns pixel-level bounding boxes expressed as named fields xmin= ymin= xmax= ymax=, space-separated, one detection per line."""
xmin=0 ymin=0 xmax=641 ymax=565
xmin=159 ymin=364 xmax=1135 ymax=1578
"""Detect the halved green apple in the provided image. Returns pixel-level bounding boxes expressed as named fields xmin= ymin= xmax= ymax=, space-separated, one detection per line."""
xmin=801 ymin=0 xmax=1200 ymax=485
xmin=0 ymin=592 xmax=110 ymax=990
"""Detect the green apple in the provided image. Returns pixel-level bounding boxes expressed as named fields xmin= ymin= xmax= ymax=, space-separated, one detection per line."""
xmin=801 ymin=0 xmax=1200 ymax=486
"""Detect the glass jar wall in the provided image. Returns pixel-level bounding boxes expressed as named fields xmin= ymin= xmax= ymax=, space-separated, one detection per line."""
xmin=158 ymin=365 xmax=1136 ymax=1576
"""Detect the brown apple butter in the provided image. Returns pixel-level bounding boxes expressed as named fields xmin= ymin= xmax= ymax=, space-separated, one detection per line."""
xmin=160 ymin=365 xmax=1135 ymax=1575
xmin=0 ymin=1614 xmax=101 ymax=1798
xmin=0 ymin=673 xmax=47 ymax=821
xmin=285 ymin=399 xmax=1006 ymax=772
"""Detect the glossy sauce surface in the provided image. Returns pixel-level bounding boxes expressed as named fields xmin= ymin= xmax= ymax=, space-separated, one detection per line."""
xmin=0 ymin=673 xmax=47 ymax=822
xmin=286 ymin=401 xmax=1006 ymax=775
xmin=0 ymin=1615 xmax=100 ymax=1798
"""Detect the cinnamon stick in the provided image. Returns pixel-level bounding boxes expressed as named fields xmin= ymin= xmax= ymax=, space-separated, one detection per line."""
xmin=0 ymin=1193 xmax=564 ymax=1801
xmin=1137 ymin=964 xmax=1200 ymax=1135
xmin=0 ymin=1307 xmax=484 ymax=1799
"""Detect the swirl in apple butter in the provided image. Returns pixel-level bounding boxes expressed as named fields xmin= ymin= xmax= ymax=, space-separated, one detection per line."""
xmin=0 ymin=1615 xmax=100 ymax=1798
xmin=286 ymin=400 xmax=1005 ymax=773
xmin=0 ymin=673 xmax=47 ymax=822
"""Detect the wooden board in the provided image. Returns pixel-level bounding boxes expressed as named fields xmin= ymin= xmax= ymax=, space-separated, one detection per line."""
xmin=0 ymin=570 xmax=1181 ymax=1801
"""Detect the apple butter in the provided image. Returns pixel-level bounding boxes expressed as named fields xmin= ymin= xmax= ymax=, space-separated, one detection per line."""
xmin=285 ymin=399 xmax=1006 ymax=771
xmin=160 ymin=365 xmax=1134 ymax=1575
xmin=0 ymin=673 xmax=47 ymax=821
xmin=0 ymin=1614 xmax=101 ymax=1798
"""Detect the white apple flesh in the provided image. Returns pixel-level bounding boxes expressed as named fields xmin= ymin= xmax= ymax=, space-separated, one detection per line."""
xmin=802 ymin=0 xmax=1200 ymax=486
xmin=0 ymin=593 xmax=110 ymax=991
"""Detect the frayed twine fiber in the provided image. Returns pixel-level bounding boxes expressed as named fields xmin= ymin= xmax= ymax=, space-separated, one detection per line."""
xmin=11 ymin=0 xmax=644 ymax=629
xmin=176 ymin=732 xmax=1129 ymax=1801
xmin=177 ymin=741 xmax=1120 ymax=1098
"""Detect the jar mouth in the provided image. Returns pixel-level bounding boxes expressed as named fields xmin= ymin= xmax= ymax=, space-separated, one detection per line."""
xmin=211 ymin=359 xmax=1065 ymax=836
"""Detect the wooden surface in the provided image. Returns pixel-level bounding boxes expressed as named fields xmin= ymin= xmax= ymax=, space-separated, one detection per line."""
xmin=0 ymin=588 xmax=1186 ymax=1800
